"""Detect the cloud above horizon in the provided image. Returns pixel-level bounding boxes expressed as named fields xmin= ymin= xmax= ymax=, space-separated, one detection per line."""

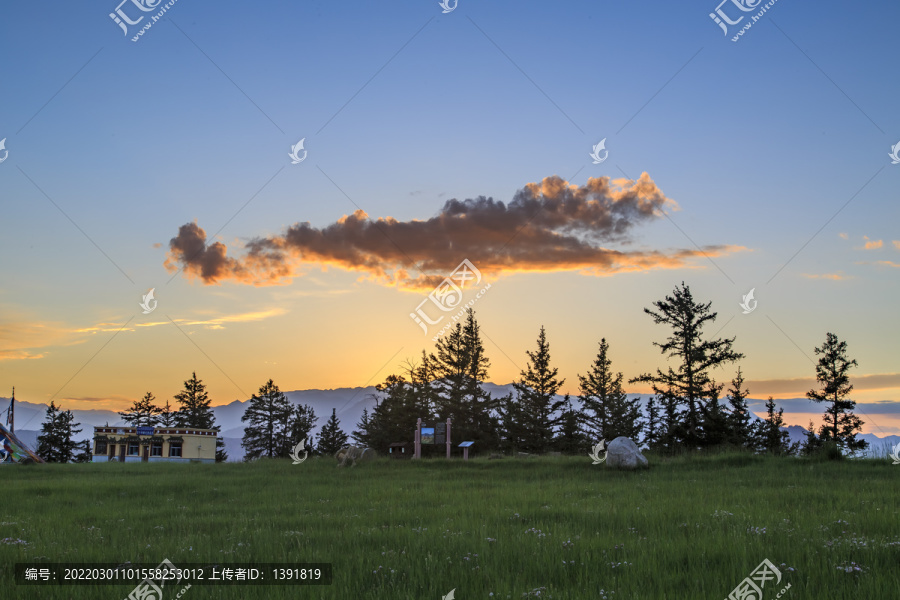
xmin=165 ymin=174 xmax=747 ymax=290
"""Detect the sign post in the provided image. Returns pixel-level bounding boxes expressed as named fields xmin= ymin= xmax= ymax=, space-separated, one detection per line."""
xmin=459 ymin=441 xmax=474 ymax=461
xmin=414 ymin=418 xmax=421 ymax=459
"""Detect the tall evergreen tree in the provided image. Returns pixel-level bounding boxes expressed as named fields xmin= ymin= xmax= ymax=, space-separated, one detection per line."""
xmin=429 ymin=310 xmax=497 ymax=449
xmin=552 ymin=395 xmax=588 ymax=455
xmin=578 ymin=338 xmax=642 ymax=442
xmin=241 ymin=379 xmax=292 ymax=460
xmin=173 ymin=372 xmax=215 ymax=428
xmin=642 ymin=396 xmax=661 ymax=450
xmin=172 ymin=372 xmax=224 ymax=460
xmin=157 ymin=399 xmax=176 ymax=427
xmin=699 ymin=381 xmax=728 ymax=447
xmin=724 ymin=368 xmax=753 ymax=448
xmin=460 ymin=310 xmax=500 ymax=449
xmin=280 ymin=403 xmax=317 ymax=458
xmin=630 ymin=283 xmax=744 ymax=448
xmin=367 ymin=374 xmax=418 ymax=454
xmin=510 ymin=326 xmax=564 ymax=454
xmin=118 ymin=392 xmax=161 ymax=427
xmin=752 ymin=397 xmax=793 ymax=455
xmin=318 ymin=408 xmax=349 ymax=456
xmin=496 ymin=392 xmax=523 ymax=453
xmin=806 ymin=333 xmax=866 ymax=454
xmin=37 ymin=401 xmax=82 ymax=463
xmin=352 ymin=407 xmax=373 ymax=447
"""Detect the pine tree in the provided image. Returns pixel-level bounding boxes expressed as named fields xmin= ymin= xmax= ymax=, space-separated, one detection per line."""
xmin=37 ymin=402 xmax=82 ymax=463
xmin=280 ymin=403 xmax=317 ymax=458
xmin=724 ymin=368 xmax=753 ymax=448
xmin=752 ymin=397 xmax=793 ymax=455
xmin=579 ymin=338 xmax=642 ymax=441
xmin=800 ymin=421 xmax=824 ymax=456
xmin=158 ymin=399 xmax=176 ymax=427
xmin=118 ymin=392 xmax=161 ymax=427
xmin=216 ymin=438 xmax=228 ymax=462
xmin=699 ymin=381 xmax=728 ymax=447
xmin=173 ymin=372 xmax=215 ymax=428
xmin=318 ymin=408 xmax=349 ymax=456
xmin=367 ymin=374 xmax=418 ymax=454
xmin=172 ymin=372 xmax=223 ymax=460
xmin=352 ymin=407 xmax=373 ymax=447
xmin=495 ymin=393 xmax=521 ymax=453
xmin=241 ymin=379 xmax=292 ymax=460
xmin=630 ymin=283 xmax=744 ymax=448
xmin=552 ymin=395 xmax=588 ymax=455
xmin=806 ymin=333 xmax=866 ymax=455
xmin=73 ymin=439 xmax=93 ymax=463
xmin=511 ymin=326 xmax=565 ymax=454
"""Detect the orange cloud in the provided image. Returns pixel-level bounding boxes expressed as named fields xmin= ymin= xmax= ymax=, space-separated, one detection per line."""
xmin=857 ymin=236 xmax=883 ymax=250
xmin=893 ymin=240 xmax=900 ymax=250
xmin=802 ymin=272 xmax=849 ymax=280
xmin=165 ymin=174 xmax=746 ymax=290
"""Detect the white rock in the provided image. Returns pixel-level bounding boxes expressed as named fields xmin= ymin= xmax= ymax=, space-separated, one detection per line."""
xmin=606 ymin=437 xmax=648 ymax=469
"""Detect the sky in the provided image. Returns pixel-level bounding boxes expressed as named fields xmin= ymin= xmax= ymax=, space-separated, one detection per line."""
xmin=1 ymin=0 xmax=898 ymax=435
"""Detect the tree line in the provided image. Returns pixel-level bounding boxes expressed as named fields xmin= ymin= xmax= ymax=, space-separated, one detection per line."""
xmin=36 ymin=282 xmax=867 ymax=462
xmin=350 ymin=282 xmax=866 ymax=458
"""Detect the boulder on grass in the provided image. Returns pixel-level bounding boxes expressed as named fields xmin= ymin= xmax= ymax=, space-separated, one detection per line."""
xmin=606 ymin=437 xmax=648 ymax=470
xmin=335 ymin=445 xmax=374 ymax=467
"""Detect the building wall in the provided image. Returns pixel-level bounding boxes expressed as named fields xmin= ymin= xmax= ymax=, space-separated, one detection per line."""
xmin=91 ymin=427 xmax=217 ymax=463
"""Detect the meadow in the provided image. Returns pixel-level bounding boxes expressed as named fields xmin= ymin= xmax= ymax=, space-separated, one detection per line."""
xmin=2 ymin=453 xmax=898 ymax=599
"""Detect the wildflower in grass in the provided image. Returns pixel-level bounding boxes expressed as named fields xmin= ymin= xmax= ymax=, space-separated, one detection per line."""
xmin=712 ymin=510 xmax=733 ymax=518
xmin=747 ymin=526 xmax=766 ymax=535
xmin=562 ymin=539 xmax=574 ymax=549
xmin=524 ymin=528 xmax=548 ymax=538
xmin=779 ymin=563 xmax=796 ymax=572
xmin=609 ymin=561 xmax=632 ymax=569
xmin=835 ymin=561 xmax=867 ymax=573
xmin=485 ymin=537 xmax=496 ymax=543
xmin=521 ymin=586 xmax=551 ymax=598
xmin=0 ymin=538 xmax=28 ymax=545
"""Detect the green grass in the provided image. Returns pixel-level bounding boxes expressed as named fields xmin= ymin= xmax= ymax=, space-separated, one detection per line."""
xmin=2 ymin=453 xmax=898 ymax=599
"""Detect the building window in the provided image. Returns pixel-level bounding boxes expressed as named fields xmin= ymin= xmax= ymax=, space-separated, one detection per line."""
xmin=128 ymin=443 xmax=140 ymax=456
xmin=169 ymin=442 xmax=182 ymax=457
xmin=95 ymin=440 xmax=107 ymax=455
xmin=151 ymin=442 xmax=163 ymax=457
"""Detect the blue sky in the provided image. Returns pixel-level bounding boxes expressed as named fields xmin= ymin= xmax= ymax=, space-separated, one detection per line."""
xmin=1 ymin=0 xmax=898 ymax=433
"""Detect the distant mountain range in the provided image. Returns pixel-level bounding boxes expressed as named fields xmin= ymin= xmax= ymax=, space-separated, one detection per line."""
xmin=3 ymin=386 xmax=897 ymax=461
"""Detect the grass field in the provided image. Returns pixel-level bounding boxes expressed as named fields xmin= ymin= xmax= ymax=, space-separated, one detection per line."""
xmin=2 ymin=453 xmax=898 ymax=599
